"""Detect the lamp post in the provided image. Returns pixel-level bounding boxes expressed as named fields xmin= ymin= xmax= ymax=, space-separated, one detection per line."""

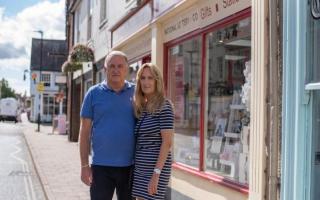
xmin=34 ymin=30 xmax=43 ymax=132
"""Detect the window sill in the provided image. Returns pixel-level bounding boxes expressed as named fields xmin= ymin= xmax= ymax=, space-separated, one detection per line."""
xmin=172 ymin=162 xmax=249 ymax=194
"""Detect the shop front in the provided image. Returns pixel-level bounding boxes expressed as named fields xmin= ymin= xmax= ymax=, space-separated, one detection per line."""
xmin=158 ymin=0 xmax=251 ymax=199
xmin=282 ymin=0 xmax=320 ymax=200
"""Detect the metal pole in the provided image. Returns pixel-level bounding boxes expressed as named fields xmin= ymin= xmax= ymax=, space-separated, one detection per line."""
xmin=35 ymin=30 xmax=43 ymax=132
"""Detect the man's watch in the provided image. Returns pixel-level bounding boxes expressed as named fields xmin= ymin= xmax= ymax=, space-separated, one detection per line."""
xmin=153 ymin=168 xmax=161 ymax=175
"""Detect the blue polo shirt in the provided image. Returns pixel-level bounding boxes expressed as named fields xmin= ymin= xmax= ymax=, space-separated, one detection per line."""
xmin=80 ymin=80 xmax=136 ymax=167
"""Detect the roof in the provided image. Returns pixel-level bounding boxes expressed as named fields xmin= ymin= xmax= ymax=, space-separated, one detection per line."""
xmin=30 ymin=38 xmax=68 ymax=72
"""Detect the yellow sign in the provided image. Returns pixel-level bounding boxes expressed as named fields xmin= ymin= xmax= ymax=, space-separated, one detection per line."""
xmin=37 ymin=82 xmax=44 ymax=92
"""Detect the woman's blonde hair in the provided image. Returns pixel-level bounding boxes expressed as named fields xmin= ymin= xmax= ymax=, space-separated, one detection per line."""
xmin=134 ymin=63 xmax=165 ymax=118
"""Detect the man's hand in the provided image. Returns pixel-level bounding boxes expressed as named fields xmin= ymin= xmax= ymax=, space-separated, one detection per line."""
xmin=81 ymin=166 xmax=92 ymax=186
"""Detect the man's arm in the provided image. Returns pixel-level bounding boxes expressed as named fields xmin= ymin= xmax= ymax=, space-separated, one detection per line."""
xmin=79 ymin=117 xmax=92 ymax=186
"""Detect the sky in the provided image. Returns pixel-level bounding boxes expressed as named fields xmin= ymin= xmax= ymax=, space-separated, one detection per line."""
xmin=0 ymin=0 xmax=65 ymax=96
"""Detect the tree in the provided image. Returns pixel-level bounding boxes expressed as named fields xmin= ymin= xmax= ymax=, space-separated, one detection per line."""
xmin=0 ymin=78 xmax=16 ymax=98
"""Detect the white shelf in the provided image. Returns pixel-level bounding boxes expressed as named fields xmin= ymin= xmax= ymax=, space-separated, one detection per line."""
xmin=224 ymin=132 xmax=241 ymax=138
xmin=230 ymin=104 xmax=246 ymax=109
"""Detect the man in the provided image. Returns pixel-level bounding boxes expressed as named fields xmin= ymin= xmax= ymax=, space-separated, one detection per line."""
xmin=79 ymin=51 xmax=135 ymax=200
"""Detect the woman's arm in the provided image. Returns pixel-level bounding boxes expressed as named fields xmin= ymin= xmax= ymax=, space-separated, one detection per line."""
xmin=148 ymin=129 xmax=173 ymax=195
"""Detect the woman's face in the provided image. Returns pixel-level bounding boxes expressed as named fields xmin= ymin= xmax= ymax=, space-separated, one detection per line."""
xmin=140 ymin=67 xmax=156 ymax=98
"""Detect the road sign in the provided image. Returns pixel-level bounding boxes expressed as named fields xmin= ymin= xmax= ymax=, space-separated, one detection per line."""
xmin=36 ymin=82 xmax=44 ymax=92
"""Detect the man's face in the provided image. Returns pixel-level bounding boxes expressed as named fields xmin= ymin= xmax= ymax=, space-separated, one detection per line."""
xmin=105 ymin=55 xmax=128 ymax=85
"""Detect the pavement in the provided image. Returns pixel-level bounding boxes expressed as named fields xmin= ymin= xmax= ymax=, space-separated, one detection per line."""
xmin=21 ymin=114 xmax=90 ymax=200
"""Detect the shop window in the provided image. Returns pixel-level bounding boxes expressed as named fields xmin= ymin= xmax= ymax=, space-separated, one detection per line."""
xmin=168 ymin=36 xmax=202 ymax=168
xmin=166 ymin=16 xmax=251 ymax=186
xmin=100 ymin=0 xmax=107 ymax=23
xmin=205 ymin=18 xmax=251 ymax=184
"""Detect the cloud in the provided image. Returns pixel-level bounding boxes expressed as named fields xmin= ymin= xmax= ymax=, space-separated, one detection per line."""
xmin=0 ymin=0 xmax=65 ymax=96
xmin=0 ymin=43 xmax=27 ymax=59
xmin=0 ymin=57 xmax=30 ymax=71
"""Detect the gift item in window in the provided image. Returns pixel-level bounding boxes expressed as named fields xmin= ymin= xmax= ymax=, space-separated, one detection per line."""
xmin=241 ymin=61 xmax=251 ymax=112
xmin=231 ymin=120 xmax=242 ymax=133
xmin=209 ymin=136 xmax=223 ymax=154
xmin=232 ymin=90 xmax=242 ymax=105
xmin=241 ymin=126 xmax=250 ymax=154
xmin=209 ymin=81 xmax=230 ymax=96
xmin=239 ymin=153 xmax=249 ymax=184
xmin=219 ymin=142 xmax=241 ymax=178
xmin=213 ymin=118 xmax=227 ymax=137
xmin=241 ymin=111 xmax=250 ymax=126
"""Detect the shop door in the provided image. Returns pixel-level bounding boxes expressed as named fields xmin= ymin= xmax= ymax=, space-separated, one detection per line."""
xmin=310 ymin=92 xmax=320 ymax=200
xmin=307 ymin=2 xmax=320 ymax=199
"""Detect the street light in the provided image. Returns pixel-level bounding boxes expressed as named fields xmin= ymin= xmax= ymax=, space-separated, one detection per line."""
xmin=23 ymin=69 xmax=29 ymax=81
xmin=34 ymin=30 xmax=43 ymax=132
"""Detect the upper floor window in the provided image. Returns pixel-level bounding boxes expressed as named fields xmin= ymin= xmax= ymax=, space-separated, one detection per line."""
xmin=100 ymin=0 xmax=107 ymax=23
xmin=41 ymin=73 xmax=51 ymax=87
xmin=87 ymin=0 xmax=93 ymax=40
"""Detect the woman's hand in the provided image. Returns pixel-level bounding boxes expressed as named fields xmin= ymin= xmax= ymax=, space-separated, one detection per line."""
xmin=81 ymin=166 xmax=92 ymax=186
xmin=148 ymin=173 xmax=160 ymax=195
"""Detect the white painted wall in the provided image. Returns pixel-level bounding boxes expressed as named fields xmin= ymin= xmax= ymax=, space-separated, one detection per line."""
xmin=72 ymin=0 xmax=141 ymax=62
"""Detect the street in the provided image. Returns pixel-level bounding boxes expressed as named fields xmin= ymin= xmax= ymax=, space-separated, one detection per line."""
xmin=0 ymin=121 xmax=46 ymax=200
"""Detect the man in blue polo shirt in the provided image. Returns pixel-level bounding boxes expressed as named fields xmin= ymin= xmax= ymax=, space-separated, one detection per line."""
xmin=79 ymin=51 xmax=135 ymax=200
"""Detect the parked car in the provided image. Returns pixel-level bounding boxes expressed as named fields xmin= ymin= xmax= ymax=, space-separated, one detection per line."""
xmin=0 ymin=98 xmax=19 ymax=123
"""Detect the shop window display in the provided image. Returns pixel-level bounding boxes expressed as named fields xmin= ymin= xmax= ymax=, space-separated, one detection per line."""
xmin=168 ymin=36 xmax=202 ymax=168
xmin=166 ymin=16 xmax=251 ymax=186
xmin=205 ymin=18 xmax=251 ymax=184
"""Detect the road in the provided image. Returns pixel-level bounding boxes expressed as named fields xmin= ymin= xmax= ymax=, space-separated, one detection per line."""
xmin=0 ymin=121 xmax=46 ymax=200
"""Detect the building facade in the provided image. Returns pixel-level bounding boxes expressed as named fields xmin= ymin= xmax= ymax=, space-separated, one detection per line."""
xmin=30 ymin=38 xmax=67 ymax=123
xmin=64 ymin=0 xmax=278 ymax=199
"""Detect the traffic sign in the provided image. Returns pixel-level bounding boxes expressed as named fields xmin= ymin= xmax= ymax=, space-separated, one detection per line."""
xmin=37 ymin=82 xmax=44 ymax=92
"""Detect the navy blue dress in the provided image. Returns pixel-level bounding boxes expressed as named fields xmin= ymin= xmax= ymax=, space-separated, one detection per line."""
xmin=132 ymin=100 xmax=174 ymax=200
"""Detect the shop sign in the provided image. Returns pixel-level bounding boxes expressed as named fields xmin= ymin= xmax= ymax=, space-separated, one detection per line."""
xmin=311 ymin=0 xmax=320 ymax=19
xmin=112 ymin=3 xmax=152 ymax=46
xmin=153 ymin=0 xmax=183 ymax=18
xmin=120 ymin=31 xmax=151 ymax=61
xmin=163 ymin=0 xmax=251 ymax=42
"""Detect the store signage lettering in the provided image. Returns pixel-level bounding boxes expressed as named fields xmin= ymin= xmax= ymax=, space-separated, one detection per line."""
xmin=311 ymin=0 xmax=320 ymax=19
xmin=163 ymin=0 xmax=250 ymax=41
xmin=223 ymin=0 xmax=240 ymax=8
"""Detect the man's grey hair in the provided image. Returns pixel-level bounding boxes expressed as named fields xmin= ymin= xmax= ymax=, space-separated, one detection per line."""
xmin=104 ymin=51 xmax=128 ymax=68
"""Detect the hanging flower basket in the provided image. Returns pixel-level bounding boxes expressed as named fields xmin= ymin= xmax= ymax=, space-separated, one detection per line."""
xmin=70 ymin=44 xmax=94 ymax=63
xmin=61 ymin=44 xmax=94 ymax=73
xmin=62 ymin=60 xmax=83 ymax=73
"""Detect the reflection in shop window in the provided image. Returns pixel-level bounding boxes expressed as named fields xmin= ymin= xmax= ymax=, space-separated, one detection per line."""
xmin=168 ymin=36 xmax=202 ymax=169
xmin=205 ymin=18 xmax=251 ymax=185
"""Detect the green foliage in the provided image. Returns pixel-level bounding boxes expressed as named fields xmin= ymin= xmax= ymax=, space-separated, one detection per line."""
xmin=0 ymin=78 xmax=16 ymax=98
xmin=62 ymin=44 xmax=94 ymax=73
xmin=62 ymin=61 xmax=83 ymax=73
xmin=70 ymin=44 xmax=94 ymax=63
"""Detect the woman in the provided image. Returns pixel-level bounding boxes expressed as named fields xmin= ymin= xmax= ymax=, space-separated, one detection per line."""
xmin=132 ymin=63 xmax=174 ymax=200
